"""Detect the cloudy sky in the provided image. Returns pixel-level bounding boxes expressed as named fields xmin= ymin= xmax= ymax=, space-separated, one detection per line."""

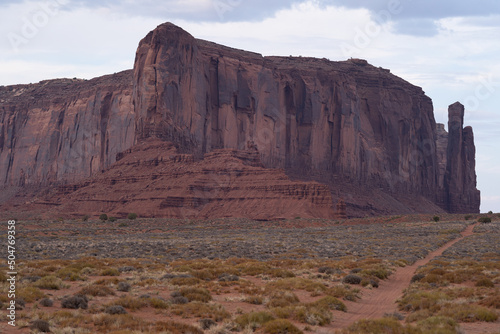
xmin=1 ymin=0 xmax=499 ymax=213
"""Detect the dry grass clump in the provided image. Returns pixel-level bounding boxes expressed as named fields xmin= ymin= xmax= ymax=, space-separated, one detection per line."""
xmin=234 ymin=311 xmax=275 ymax=330
xmin=177 ymin=286 xmax=212 ymax=303
xmin=171 ymin=302 xmax=230 ymax=321
xmin=108 ymin=296 xmax=148 ymax=311
xmin=266 ymin=290 xmax=300 ymax=307
xmin=17 ymin=286 xmax=47 ymax=302
xmin=34 ymin=275 xmax=67 ymax=290
xmin=265 ymin=277 xmax=327 ymax=295
xmin=155 ymin=320 xmax=203 ymax=334
xmin=78 ymin=284 xmax=115 ymax=297
xmin=262 ymin=319 xmax=303 ymax=334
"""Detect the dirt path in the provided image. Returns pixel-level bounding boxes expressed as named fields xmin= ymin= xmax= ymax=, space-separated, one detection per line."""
xmin=330 ymin=223 xmax=478 ymax=330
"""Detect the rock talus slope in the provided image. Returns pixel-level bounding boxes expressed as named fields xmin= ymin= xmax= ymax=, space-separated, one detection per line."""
xmin=0 ymin=22 xmax=480 ymax=217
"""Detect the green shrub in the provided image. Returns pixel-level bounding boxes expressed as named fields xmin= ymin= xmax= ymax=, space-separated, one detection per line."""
xmin=478 ymin=217 xmax=492 ymax=223
xmin=109 ymin=216 xmax=117 ymax=222
xmin=488 ymin=211 xmax=493 ymax=214
xmin=82 ymin=215 xmax=90 ymax=222
xmin=433 ymin=216 xmax=440 ymax=222
xmin=262 ymin=319 xmax=303 ymax=334
xmin=464 ymin=215 xmax=472 ymax=220
xmin=99 ymin=214 xmax=108 ymax=221
xmin=127 ymin=213 xmax=138 ymax=220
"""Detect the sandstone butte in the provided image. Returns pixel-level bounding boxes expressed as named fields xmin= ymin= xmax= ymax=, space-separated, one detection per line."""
xmin=0 ymin=23 xmax=480 ymax=220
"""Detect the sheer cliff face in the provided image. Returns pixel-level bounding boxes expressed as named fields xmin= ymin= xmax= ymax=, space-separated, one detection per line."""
xmin=0 ymin=22 xmax=481 ymax=215
xmin=133 ymin=23 xmax=440 ymax=199
xmin=0 ymin=71 xmax=135 ymax=187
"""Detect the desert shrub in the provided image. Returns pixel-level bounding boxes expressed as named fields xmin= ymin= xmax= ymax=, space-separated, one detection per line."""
xmin=399 ymin=291 xmax=450 ymax=312
xmin=265 ymin=277 xmax=327 ymax=294
xmin=310 ymin=295 xmax=347 ymax=312
xmin=438 ymin=304 xmax=498 ymax=322
xmin=170 ymin=291 xmax=189 ymax=304
xmin=109 ymin=216 xmax=117 ymax=222
xmin=262 ymin=319 xmax=303 ymax=334
xmin=271 ymin=305 xmax=332 ymax=326
xmin=361 ymin=267 xmax=390 ymax=279
xmin=245 ymin=295 xmax=264 ymax=305
xmin=361 ymin=278 xmax=379 ymax=288
xmin=79 ymin=284 xmax=115 ymax=297
xmin=171 ymin=302 xmax=230 ymax=321
xmin=31 ymin=319 xmax=51 ymax=332
xmin=105 ymin=305 xmax=128 ymax=314
xmin=149 ymin=297 xmax=169 ymax=309
xmin=325 ymin=285 xmax=360 ymax=301
xmin=155 ymin=321 xmax=203 ymax=334
xmin=488 ymin=210 xmax=493 ymax=214
xmin=15 ymin=298 xmax=25 ymax=310
xmin=112 ymin=296 xmax=148 ymax=311
xmin=235 ymin=311 xmax=275 ymax=330
xmin=127 ymin=213 xmax=137 ymax=220
xmin=267 ymin=290 xmax=300 ymax=308
xmin=17 ymin=286 xmax=46 ymax=302
xmin=420 ymin=273 xmax=442 ymax=284
xmin=340 ymin=318 xmax=412 ymax=334
xmin=99 ymin=213 xmax=108 ymax=221
xmin=218 ymin=273 xmax=239 ymax=282
xmin=101 ymin=268 xmax=120 ymax=276
xmin=478 ymin=217 xmax=492 ymax=223
xmin=179 ymin=287 xmax=212 ymax=303
xmin=342 ymin=274 xmax=362 ymax=285
xmin=170 ymin=276 xmax=202 ymax=286
xmin=82 ymin=214 xmax=90 ymax=222
xmin=117 ymin=281 xmax=131 ymax=292
xmin=61 ymin=295 xmax=88 ymax=309
xmin=479 ymin=295 xmax=500 ymax=309
xmin=350 ymin=268 xmax=362 ymax=274
xmin=39 ymin=298 xmax=53 ymax=307
xmin=464 ymin=214 xmax=472 ymax=220
xmin=318 ymin=266 xmax=340 ymax=275
xmin=200 ymin=318 xmax=217 ymax=330
xmin=433 ymin=215 xmax=440 ymax=222
xmin=34 ymin=275 xmax=65 ymax=290
xmin=416 ymin=316 xmax=458 ymax=334
xmin=475 ymin=277 xmax=494 ymax=287
xmin=268 ymin=268 xmax=296 ymax=278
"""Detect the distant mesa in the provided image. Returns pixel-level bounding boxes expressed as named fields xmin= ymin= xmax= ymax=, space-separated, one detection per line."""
xmin=0 ymin=22 xmax=480 ymax=219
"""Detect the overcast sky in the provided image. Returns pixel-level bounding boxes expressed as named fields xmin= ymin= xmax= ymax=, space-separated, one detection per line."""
xmin=1 ymin=0 xmax=499 ymax=213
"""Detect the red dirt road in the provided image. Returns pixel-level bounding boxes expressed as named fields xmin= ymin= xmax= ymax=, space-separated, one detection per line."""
xmin=330 ymin=223 xmax=478 ymax=330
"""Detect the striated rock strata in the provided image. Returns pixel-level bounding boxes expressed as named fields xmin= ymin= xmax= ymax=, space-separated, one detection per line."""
xmin=28 ymin=139 xmax=335 ymax=220
xmin=0 ymin=22 xmax=480 ymax=217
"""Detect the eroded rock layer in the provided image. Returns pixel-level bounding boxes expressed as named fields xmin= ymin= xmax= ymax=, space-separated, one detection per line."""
xmin=29 ymin=139 xmax=335 ymax=220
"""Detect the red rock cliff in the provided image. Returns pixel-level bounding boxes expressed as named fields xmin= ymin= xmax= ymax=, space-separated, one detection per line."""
xmin=0 ymin=71 xmax=135 ymax=188
xmin=0 ymin=22 xmax=480 ymax=215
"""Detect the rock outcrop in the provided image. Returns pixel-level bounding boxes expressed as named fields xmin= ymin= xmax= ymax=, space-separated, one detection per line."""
xmin=0 ymin=22 xmax=481 ymax=217
xmin=443 ymin=102 xmax=481 ymax=213
xmin=0 ymin=71 xmax=135 ymax=187
xmin=28 ymin=139 xmax=335 ymax=220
